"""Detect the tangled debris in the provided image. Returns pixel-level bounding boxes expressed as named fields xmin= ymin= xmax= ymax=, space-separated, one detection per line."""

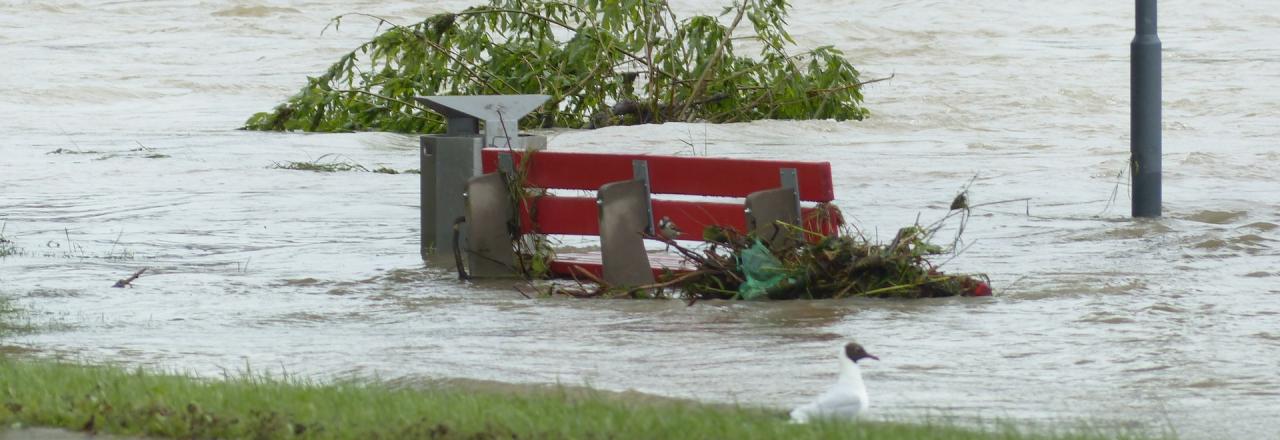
xmin=482 ymin=148 xmax=991 ymax=301
xmin=535 ymin=203 xmax=991 ymax=301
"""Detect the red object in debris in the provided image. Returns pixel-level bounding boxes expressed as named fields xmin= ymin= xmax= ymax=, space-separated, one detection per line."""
xmin=970 ymin=282 xmax=992 ymax=297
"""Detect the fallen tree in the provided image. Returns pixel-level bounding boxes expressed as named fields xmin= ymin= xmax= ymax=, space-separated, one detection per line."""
xmin=244 ymin=0 xmax=875 ymax=133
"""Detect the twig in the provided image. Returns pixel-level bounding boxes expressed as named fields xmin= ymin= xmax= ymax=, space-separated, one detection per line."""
xmin=327 ymin=13 xmax=508 ymax=94
xmin=107 ymin=229 xmax=123 ymax=259
xmin=935 ymin=239 xmax=978 ymax=268
xmin=452 ymin=216 xmax=470 ymax=281
xmin=513 ymin=284 xmax=534 ymax=299
xmin=805 ymin=73 xmax=896 ymax=95
xmin=112 ymin=268 xmax=148 ymax=288
xmin=333 ymin=89 xmax=431 ymax=112
xmin=453 ymin=8 xmax=675 ymax=81
xmin=571 ymin=265 xmax=607 ymax=286
xmin=632 ymin=270 xmax=711 ymax=290
xmin=969 ymin=197 xmax=1033 ymax=210
xmin=1099 ymin=166 xmax=1127 ymax=216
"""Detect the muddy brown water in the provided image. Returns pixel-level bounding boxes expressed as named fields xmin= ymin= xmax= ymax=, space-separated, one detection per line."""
xmin=2 ymin=1 xmax=1279 ymax=439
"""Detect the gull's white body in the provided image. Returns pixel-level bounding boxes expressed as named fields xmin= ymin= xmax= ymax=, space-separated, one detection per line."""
xmin=789 ymin=349 xmax=869 ymax=423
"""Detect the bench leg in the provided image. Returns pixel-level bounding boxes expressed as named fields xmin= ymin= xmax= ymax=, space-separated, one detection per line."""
xmin=598 ymin=179 xmax=656 ymax=287
xmin=465 ymin=172 xmax=519 ymax=278
xmin=745 ymin=187 xmax=803 ymax=249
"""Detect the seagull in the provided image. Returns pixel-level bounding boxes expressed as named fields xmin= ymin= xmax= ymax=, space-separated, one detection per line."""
xmin=789 ymin=342 xmax=879 ymax=423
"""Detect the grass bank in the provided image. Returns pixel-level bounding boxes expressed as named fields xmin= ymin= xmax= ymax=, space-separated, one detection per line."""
xmin=0 ymin=361 xmax=1167 ymax=440
xmin=0 ymin=297 xmax=1164 ymax=440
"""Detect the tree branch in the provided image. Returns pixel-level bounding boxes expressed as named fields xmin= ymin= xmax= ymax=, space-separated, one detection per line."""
xmin=678 ymin=0 xmax=749 ymax=120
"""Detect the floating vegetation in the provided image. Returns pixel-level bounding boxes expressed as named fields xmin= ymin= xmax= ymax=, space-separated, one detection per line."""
xmin=45 ymin=148 xmax=101 ymax=155
xmin=244 ymin=0 xmax=877 ymax=133
xmin=270 ymin=161 xmax=367 ymax=172
xmin=0 ymin=225 xmax=135 ymax=261
xmin=269 ymin=154 xmax=418 ymax=174
xmin=270 ymin=154 xmax=369 ymax=172
xmin=49 ymin=142 xmax=171 ymax=161
xmin=271 ymin=159 xmax=366 ymax=171
xmin=0 ymin=224 xmax=17 ymax=258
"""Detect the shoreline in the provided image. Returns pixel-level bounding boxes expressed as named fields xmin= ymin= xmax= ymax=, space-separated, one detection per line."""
xmin=0 ymin=356 xmax=1167 ymax=440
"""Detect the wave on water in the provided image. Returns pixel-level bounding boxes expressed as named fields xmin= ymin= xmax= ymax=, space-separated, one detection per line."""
xmin=211 ymin=5 xmax=302 ymax=18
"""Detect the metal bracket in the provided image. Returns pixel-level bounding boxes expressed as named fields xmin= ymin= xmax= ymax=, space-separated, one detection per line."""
xmin=414 ymin=95 xmax=550 ymax=149
xmin=780 ymin=168 xmax=798 ymax=190
xmin=780 ymin=167 xmax=801 ymax=221
xmin=632 ymin=160 xmax=654 ymax=235
xmin=497 ymin=151 xmax=515 ymax=175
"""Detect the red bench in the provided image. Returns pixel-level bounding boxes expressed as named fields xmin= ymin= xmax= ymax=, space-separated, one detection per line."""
xmin=462 ymin=148 xmax=843 ymax=286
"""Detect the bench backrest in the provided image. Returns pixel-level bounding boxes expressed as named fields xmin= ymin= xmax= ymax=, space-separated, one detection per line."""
xmin=480 ymin=149 xmax=841 ymax=238
xmin=480 ymin=150 xmax=835 ymax=201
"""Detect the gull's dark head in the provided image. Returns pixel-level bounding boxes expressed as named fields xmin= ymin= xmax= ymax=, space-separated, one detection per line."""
xmin=845 ymin=342 xmax=879 ymax=363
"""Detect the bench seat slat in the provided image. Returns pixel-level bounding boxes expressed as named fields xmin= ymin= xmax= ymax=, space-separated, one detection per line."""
xmin=482 ymin=150 xmax=835 ymax=202
xmin=516 ymin=197 xmax=747 ymax=236
xmin=550 ymin=252 xmax=696 ymax=281
xmin=516 ymin=197 xmax=841 ymax=237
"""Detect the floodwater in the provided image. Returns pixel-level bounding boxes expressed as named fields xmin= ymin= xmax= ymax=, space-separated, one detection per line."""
xmin=2 ymin=1 xmax=1278 ymax=439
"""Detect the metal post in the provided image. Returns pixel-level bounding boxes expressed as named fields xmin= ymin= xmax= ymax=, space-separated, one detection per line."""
xmin=416 ymin=95 xmax=550 ymax=261
xmin=420 ymin=135 xmax=483 ymax=257
xmin=1132 ymin=0 xmax=1162 ymax=217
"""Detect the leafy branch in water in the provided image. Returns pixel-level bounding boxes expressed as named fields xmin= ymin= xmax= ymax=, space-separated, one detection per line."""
xmin=244 ymin=0 xmax=872 ymax=133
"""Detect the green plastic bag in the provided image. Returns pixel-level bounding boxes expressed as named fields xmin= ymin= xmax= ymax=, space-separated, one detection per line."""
xmin=737 ymin=240 xmax=788 ymax=300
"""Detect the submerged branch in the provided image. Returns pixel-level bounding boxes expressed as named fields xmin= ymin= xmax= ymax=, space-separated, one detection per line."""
xmin=244 ymin=0 xmax=871 ymax=132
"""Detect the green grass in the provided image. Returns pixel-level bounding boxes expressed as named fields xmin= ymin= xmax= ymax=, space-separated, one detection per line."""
xmin=0 ymin=222 xmax=17 ymax=257
xmin=0 ymin=359 xmax=1167 ymax=440
xmin=0 ymin=297 xmax=35 ymax=338
xmin=0 ymin=295 xmax=1164 ymax=440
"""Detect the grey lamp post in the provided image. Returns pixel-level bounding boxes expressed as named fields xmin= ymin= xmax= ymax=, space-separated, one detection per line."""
xmin=1131 ymin=0 xmax=1162 ymax=217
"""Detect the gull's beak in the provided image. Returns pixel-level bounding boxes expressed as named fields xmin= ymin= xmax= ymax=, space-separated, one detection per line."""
xmin=866 ymin=354 xmax=880 ymax=361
